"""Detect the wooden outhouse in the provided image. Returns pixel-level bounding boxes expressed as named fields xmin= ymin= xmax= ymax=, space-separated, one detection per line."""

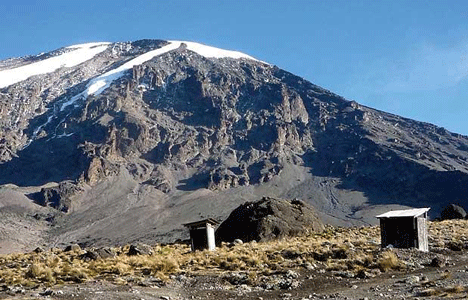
xmin=376 ymin=208 xmax=430 ymax=252
xmin=183 ymin=218 xmax=219 ymax=252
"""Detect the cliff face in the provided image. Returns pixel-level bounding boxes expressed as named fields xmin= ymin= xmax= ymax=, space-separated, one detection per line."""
xmin=1 ymin=39 xmax=468 ymax=250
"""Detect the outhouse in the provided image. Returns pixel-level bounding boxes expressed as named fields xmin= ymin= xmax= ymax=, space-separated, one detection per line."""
xmin=183 ymin=218 xmax=219 ymax=251
xmin=376 ymin=208 xmax=430 ymax=252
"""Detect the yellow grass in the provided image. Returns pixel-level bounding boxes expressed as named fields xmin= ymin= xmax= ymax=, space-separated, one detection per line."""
xmin=0 ymin=220 xmax=465 ymax=289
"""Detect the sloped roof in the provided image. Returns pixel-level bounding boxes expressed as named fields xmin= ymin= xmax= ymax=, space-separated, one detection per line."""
xmin=376 ymin=207 xmax=430 ymax=218
xmin=183 ymin=218 xmax=220 ymax=228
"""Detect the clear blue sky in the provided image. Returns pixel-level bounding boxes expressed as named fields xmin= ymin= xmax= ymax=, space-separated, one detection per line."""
xmin=1 ymin=0 xmax=468 ymax=135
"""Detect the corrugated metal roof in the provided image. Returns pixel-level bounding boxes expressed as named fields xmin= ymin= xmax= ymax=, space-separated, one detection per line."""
xmin=376 ymin=207 xmax=430 ymax=218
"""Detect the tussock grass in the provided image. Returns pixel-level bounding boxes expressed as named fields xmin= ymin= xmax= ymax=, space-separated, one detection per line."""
xmin=0 ymin=220 xmax=466 ymax=289
xmin=376 ymin=250 xmax=402 ymax=272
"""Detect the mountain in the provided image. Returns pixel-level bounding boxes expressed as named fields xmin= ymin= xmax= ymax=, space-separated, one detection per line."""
xmin=1 ymin=39 xmax=468 ymax=252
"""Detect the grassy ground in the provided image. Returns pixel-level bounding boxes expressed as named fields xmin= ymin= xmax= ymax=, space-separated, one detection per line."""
xmin=0 ymin=220 xmax=466 ymax=290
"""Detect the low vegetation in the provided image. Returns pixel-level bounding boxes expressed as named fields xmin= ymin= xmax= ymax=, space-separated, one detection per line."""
xmin=0 ymin=220 xmax=467 ymax=290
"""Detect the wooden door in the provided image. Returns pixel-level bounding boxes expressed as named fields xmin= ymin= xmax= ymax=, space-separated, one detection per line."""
xmin=417 ymin=217 xmax=428 ymax=252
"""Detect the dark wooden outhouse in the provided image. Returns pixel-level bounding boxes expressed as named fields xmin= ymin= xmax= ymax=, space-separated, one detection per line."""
xmin=376 ymin=208 xmax=430 ymax=252
xmin=183 ymin=218 xmax=219 ymax=251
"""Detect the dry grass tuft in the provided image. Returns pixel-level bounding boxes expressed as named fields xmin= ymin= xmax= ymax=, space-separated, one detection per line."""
xmin=0 ymin=220 xmax=466 ymax=289
xmin=417 ymin=285 xmax=467 ymax=297
xmin=444 ymin=285 xmax=467 ymax=294
xmin=417 ymin=288 xmax=441 ymax=297
xmin=376 ymin=250 xmax=402 ymax=272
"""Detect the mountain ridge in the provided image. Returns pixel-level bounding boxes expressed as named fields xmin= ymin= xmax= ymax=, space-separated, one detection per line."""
xmin=0 ymin=39 xmax=467 ymax=253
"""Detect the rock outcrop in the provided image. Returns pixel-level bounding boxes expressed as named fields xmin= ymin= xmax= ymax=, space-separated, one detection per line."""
xmin=215 ymin=197 xmax=324 ymax=243
xmin=28 ymin=181 xmax=82 ymax=212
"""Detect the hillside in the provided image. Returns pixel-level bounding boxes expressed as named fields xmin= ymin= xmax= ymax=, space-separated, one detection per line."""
xmin=0 ymin=39 xmax=468 ymax=251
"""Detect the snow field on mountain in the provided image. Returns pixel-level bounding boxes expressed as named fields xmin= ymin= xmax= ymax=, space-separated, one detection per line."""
xmin=174 ymin=40 xmax=260 ymax=61
xmin=0 ymin=43 xmax=110 ymax=89
xmin=61 ymin=41 xmax=261 ymax=111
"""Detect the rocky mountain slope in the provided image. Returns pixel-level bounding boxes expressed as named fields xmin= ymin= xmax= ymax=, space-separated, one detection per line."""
xmin=1 ymin=39 xmax=468 ymax=252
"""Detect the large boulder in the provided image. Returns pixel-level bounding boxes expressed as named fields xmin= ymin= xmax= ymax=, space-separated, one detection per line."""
xmin=215 ymin=197 xmax=324 ymax=243
xmin=440 ymin=204 xmax=467 ymax=220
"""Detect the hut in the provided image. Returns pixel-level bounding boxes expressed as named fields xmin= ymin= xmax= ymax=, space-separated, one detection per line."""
xmin=183 ymin=218 xmax=219 ymax=251
xmin=376 ymin=208 xmax=430 ymax=252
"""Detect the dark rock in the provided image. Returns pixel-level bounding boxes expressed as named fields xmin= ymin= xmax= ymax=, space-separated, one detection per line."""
xmin=447 ymin=241 xmax=463 ymax=251
xmin=440 ymin=204 xmax=467 ymax=220
xmin=223 ymin=272 xmax=250 ymax=285
xmin=216 ymin=197 xmax=324 ymax=243
xmin=128 ymin=243 xmax=153 ymax=255
xmin=281 ymin=250 xmax=302 ymax=259
xmin=356 ymin=269 xmax=372 ymax=279
xmin=80 ymin=250 xmax=100 ymax=261
xmin=64 ymin=244 xmax=81 ymax=252
xmin=40 ymin=290 xmax=54 ymax=296
xmin=430 ymin=257 xmax=446 ymax=267
xmin=33 ymin=247 xmax=44 ymax=253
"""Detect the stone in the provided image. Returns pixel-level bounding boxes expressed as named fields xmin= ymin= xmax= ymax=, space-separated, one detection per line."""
xmin=302 ymin=262 xmax=315 ymax=270
xmin=216 ymin=197 xmax=324 ymax=243
xmin=447 ymin=241 xmax=463 ymax=251
xmin=233 ymin=239 xmax=243 ymax=245
xmin=128 ymin=243 xmax=153 ymax=255
xmin=430 ymin=257 xmax=446 ymax=267
xmin=95 ymin=247 xmax=116 ymax=258
xmin=405 ymin=275 xmax=420 ymax=284
xmin=40 ymin=290 xmax=54 ymax=296
xmin=33 ymin=247 xmax=44 ymax=253
xmin=285 ymin=270 xmax=299 ymax=279
xmin=223 ymin=272 xmax=250 ymax=285
xmin=80 ymin=250 xmax=100 ymax=261
xmin=64 ymin=244 xmax=81 ymax=252
xmin=441 ymin=204 xmax=467 ymax=220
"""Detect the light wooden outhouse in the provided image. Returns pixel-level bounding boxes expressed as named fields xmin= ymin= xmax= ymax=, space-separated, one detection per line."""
xmin=376 ymin=208 xmax=430 ymax=252
xmin=183 ymin=218 xmax=219 ymax=252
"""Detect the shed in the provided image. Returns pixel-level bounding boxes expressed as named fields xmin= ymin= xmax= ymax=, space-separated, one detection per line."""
xmin=376 ymin=208 xmax=430 ymax=252
xmin=183 ymin=218 xmax=219 ymax=251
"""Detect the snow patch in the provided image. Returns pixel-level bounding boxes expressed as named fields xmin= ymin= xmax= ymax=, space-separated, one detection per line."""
xmin=66 ymin=42 xmax=111 ymax=49
xmin=175 ymin=40 xmax=261 ymax=61
xmin=0 ymin=42 xmax=110 ymax=89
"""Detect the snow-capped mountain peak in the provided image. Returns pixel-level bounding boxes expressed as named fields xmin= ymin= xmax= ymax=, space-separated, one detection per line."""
xmin=2 ymin=39 xmax=468 ymax=252
xmin=60 ymin=40 xmax=264 ymax=111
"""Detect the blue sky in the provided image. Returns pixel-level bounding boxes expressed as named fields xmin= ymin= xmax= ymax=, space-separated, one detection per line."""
xmin=1 ymin=0 xmax=468 ymax=135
